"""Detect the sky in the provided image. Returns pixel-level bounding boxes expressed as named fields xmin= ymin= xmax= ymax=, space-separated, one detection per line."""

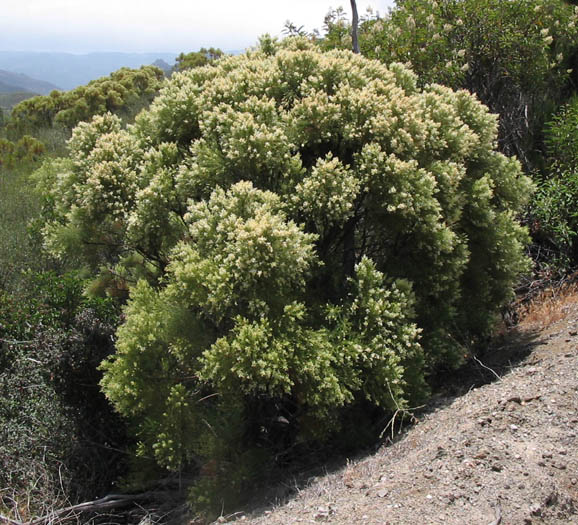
xmin=1 ymin=0 xmax=395 ymax=55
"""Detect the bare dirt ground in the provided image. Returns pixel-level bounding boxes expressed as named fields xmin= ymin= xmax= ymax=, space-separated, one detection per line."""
xmin=225 ymin=288 xmax=578 ymax=525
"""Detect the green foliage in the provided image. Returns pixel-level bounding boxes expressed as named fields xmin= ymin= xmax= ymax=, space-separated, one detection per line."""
xmin=544 ymin=95 xmax=578 ymax=172
xmin=0 ymin=272 xmax=124 ymax=516
xmin=0 ymin=135 xmax=45 ymax=168
xmin=174 ymin=47 xmax=224 ymax=72
xmin=318 ymin=6 xmax=371 ymax=52
xmin=8 ymin=65 xmax=165 ymax=137
xmin=324 ymin=0 xmax=578 ymax=167
xmin=0 ymin=140 xmax=47 ymax=291
xmin=0 ymin=137 xmax=13 ymax=162
xmin=533 ymin=97 xmax=578 ymax=265
xmin=36 ymin=41 xmax=532 ymax=510
xmin=533 ymin=172 xmax=578 ymax=264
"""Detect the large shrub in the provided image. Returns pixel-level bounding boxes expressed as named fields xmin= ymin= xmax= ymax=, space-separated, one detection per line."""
xmin=37 ymin=40 xmax=532 ymax=503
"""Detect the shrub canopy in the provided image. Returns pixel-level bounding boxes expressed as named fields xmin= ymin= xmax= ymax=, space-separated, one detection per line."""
xmin=37 ymin=39 xmax=532 ymax=475
xmin=9 ymin=65 xmax=164 ymax=133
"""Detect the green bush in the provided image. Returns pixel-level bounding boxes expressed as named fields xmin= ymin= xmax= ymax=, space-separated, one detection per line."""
xmin=36 ymin=40 xmax=532 ymax=510
xmin=0 ymin=135 xmax=45 ymax=168
xmin=0 ymin=272 xmax=124 ymax=517
xmin=543 ymin=95 xmax=578 ymax=172
xmin=0 ymin=138 xmax=47 ymax=291
xmin=174 ymin=47 xmax=224 ymax=72
xmin=0 ymin=137 xmax=14 ymax=166
xmin=7 ymin=65 xmax=165 ymax=138
xmin=532 ymin=97 xmax=578 ymax=266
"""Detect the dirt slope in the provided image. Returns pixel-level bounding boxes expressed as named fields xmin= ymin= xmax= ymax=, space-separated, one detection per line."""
xmin=229 ymin=294 xmax=578 ymax=525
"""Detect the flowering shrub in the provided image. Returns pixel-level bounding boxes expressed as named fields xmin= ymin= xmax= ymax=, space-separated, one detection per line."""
xmin=329 ymin=0 xmax=578 ymax=167
xmin=37 ymin=40 xmax=532 ymax=499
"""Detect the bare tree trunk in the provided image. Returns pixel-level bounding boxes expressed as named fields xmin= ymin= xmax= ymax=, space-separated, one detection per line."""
xmin=342 ymin=0 xmax=360 ymax=286
xmin=350 ymin=0 xmax=360 ymax=54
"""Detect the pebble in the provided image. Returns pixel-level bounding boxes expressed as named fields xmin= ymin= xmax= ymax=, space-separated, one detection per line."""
xmin=474 ymin=448 xmax=489 ymax=459
xmin=314 ymin=506 xmax=333 ymax=521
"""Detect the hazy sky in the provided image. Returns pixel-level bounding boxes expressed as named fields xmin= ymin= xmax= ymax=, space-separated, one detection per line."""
xmin=1 ymin=0 xmax=395 ymax=54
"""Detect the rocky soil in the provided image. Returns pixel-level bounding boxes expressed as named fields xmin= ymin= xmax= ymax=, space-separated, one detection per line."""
xmin=226 ymin=291 xmax=578 ymax=525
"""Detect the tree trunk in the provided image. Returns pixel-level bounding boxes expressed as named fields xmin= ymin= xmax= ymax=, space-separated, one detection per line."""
xmin=350 ymin=0 xmax=360 ymax=54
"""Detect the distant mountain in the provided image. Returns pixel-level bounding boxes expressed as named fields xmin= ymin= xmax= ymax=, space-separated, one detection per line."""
xmin=0 ymin=69 xmax=60 ymax=94
xmin=0 ymin=52 xmax=179 ymax=91
xmin=151 ymin=59 xmax=172 ymax=75
xmin=0 ymin=80 xmax=24 ymax=93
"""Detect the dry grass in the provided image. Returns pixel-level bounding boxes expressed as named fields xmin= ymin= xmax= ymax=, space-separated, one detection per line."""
xmin=517 ymin=279 xmax=578 ymax=330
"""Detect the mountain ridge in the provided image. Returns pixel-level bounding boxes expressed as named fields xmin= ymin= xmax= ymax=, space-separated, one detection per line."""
xmin=0 ymin=51 xmax=179 ymax=90
xmin=0 ymin=69 xmax=60 ymax=94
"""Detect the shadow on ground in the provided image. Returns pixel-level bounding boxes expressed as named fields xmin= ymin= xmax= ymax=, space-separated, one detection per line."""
xmin=428 ymin=326 xmax=544 ymax=398
xmin=231 ymin=325 xmax=546 ymax=523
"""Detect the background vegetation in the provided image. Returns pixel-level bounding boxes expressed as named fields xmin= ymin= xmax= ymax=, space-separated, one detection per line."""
xmin=6 ymin=65 xmax=165 ymax=141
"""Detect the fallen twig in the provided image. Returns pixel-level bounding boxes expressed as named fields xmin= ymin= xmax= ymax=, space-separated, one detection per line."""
xmin=473 ymin=356 xmax=502 ymax=382
xmin=0 ymin=339 xmax=34 ymax=346
xmin=0 ymin=491 xmax=171 ymax=525
xmin=380 ymin=382 xmax=424 ymax=440
xmin=0 ymin=514 xmax=23 ymax=525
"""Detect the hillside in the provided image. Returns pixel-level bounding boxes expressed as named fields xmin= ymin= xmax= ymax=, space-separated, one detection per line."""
xmin=0 ymin=92 xmax=36 ymax=110
xmin=229 ymin=289 xmax=578 ymax=525
xmin=0 ymin=69 xmax=59 ymax=94
xmin=0 ymin=80 xmax=25 ymax=93
xmin=0 ymin=51 xmax=177 ymax=90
